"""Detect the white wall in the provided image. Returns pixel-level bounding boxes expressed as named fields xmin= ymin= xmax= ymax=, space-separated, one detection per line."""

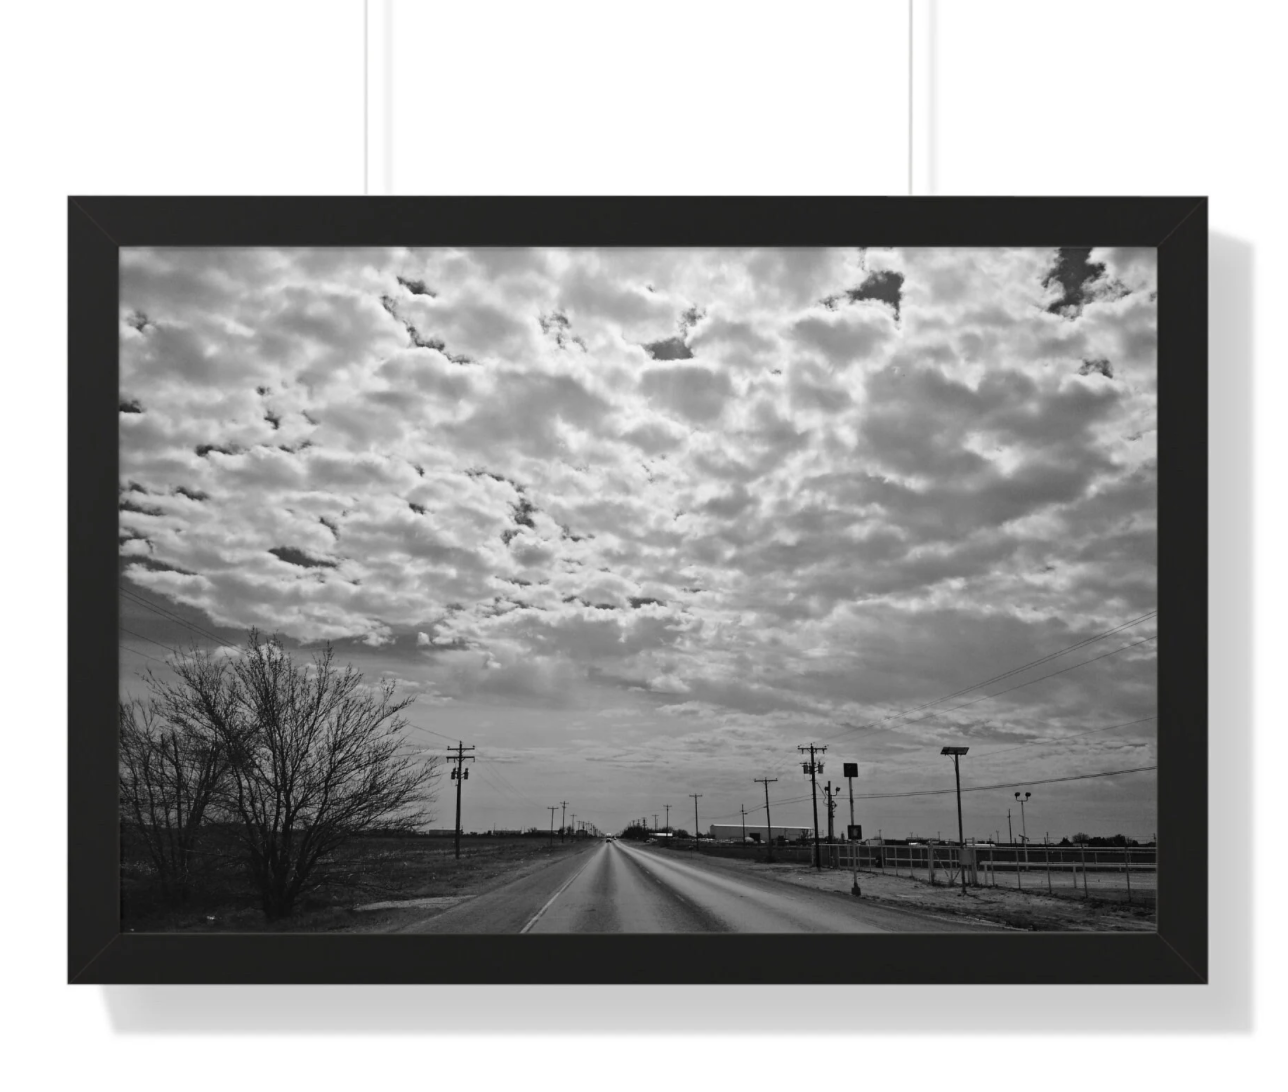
xmin=4 ymin=1 xmax=1282 ymax=1088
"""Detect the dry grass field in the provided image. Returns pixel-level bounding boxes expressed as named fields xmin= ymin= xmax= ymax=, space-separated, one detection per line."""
xmin=121 ymin=834 xmax=592 ymax=933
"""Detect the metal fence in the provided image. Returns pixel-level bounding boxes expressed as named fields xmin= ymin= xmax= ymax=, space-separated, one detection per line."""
xmin=824 ymin=842 xmax=1156 ymax=903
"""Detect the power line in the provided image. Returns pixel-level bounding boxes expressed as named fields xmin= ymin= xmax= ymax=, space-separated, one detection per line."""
xmin=119 ymin=626 xmax=179 ymax=656
xmin=402 ymin=720 xmax=460 ymax=745
xmin=475 ymin=760 xmax=547 ymax=812
xmin=870 ymin=610 xmax=1156 ymax=724
xmin=119 ymin=584 xmax=230 ymax=647
xmin=119 ymin=585 xmax=227 ymax=646
xmin=936 ymin=634 xmax=1157 ymax=714
xmin=810 ymin=610 xmax=1158 ymax=747
xmin=709 ymin=791 xmax=813 ymax=823
xmin=824 ymin=632 xmax=1158 ymax=744
xmin=119 ymin=642 xmax=173 ymax=669
xmin=851 ymin=764 xmax=1157 ymax=801
xmin=710 ymin=754 xmax=1158 ymax=820
xmin=969 ymin=715 xmax=1158 ymax=760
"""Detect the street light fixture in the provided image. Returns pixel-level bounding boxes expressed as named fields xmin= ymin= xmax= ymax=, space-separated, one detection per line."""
xmin=941 ymin=747 xmax=970 ymax=897
xmin=1015 ymin=791 xmax=1031 ymax=878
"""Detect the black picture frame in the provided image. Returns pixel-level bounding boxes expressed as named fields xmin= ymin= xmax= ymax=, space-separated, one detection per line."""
xmin=69 ymin=196 xmax=1207 ymax=985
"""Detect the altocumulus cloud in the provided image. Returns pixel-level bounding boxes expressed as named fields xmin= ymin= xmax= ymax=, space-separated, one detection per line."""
xmin=119 ymin=247 xmax=1157 ymax=786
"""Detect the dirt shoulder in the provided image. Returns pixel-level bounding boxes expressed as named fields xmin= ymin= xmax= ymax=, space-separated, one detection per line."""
xmin=651 ymin=848 xmax=1156 ymax=932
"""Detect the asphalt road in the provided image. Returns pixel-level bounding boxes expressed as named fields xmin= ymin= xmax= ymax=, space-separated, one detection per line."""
xmin=400 ymin=839 xmax=995 ymax=933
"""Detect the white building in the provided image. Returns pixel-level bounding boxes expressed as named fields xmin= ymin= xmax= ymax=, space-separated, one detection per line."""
xmin=708 ymin=823 xmax=815 ymax=843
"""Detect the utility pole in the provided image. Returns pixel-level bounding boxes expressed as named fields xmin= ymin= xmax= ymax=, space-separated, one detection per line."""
xmin=560 ymin=801 xmax=568 ymax=843
xmin=798 ymin=743 xmax=826 ymax=870
xmin=571 ymin=813 xmax=577 ymax=839
xmin=740 ymin=804 xmax=747 ymax=844
xmin=547 ymin=805 xmax=557 ymax=847
xmin=823 ymin=781 xmax=838 ymax=846
xmin=754 ymin=778 xmax=777 ymax=862
xmin=1007 ymin=809 xmax=1013 ymax=844
xmin=653 ymin=813 xmax=659 ymax=831
xmin=664 ymin=803 xmax=671 ymax=832
xmin=448 ymin=741 xmax=476 ymax=859
xmin=689 ymin=794 xmax=702 ymax=851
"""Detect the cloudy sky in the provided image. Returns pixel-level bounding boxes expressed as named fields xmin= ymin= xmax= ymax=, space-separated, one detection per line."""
xmin=118 ymin=245 xmax=1158 ymax=842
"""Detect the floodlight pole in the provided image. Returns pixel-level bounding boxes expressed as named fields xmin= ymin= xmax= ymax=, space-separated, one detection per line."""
xmin=952 ymin=753 xmax=967 ymax=896
xmin=1015 ymin=791 xmax=1031 ymax=876
xmin=841 ymin=760 xmax=861 ymax=896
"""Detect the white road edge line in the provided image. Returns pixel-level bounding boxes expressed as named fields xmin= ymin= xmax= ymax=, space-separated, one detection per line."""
xmin=519 ymin=844 xmax=602 ymax=934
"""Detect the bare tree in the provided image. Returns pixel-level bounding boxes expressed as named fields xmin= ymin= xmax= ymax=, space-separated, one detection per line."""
xmin=144 ymin=631 xmax=439 ymax=919
xmin=119 ymin=698 xmax=228 ymax=904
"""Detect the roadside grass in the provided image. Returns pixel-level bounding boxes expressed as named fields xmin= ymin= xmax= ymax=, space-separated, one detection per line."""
xmin=122 ymin=835 xmax=593 ymax=933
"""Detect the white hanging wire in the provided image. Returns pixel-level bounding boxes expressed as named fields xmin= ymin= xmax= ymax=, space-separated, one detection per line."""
xmin=908 ymin=0 xmax=915 ymax=196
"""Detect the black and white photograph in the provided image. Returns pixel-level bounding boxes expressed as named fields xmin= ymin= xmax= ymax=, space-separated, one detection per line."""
xmin=115 ymin=243 xmax=1160 ymax=937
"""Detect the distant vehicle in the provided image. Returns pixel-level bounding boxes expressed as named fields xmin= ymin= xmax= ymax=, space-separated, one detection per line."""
xmin=606 ymin=835 xmax=615 ymax=841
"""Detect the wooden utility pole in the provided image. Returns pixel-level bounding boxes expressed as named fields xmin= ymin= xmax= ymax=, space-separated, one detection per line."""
xmin=798 ymin=743 xmax=827 ymax=870
xmin=740 ymin=804 xmax=747 ymax=844
xmin=664 ymin=803 xmax=671 ymax=832
xmin=547 ymin=806 xmax=557 ymax=847
xmin=754 ymin=777 xmax=777 ymax=862
xmin=689 ymin=794 xmax=702 ymax=851
xmin=448 ymin=741 xmax=476 ymax=859
xmin=560 ymin=801 xmax=568 ymax=843
xmin=942 ymin=747 xmax=969 ymax=897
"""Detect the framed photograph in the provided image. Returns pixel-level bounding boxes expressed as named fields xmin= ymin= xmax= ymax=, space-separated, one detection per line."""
xmin=69 ymin=196 xmax=1207 ymax=984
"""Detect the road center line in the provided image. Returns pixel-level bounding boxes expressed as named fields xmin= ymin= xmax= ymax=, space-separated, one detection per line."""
xmin=518 ymin=846 xmax=601 ymax=934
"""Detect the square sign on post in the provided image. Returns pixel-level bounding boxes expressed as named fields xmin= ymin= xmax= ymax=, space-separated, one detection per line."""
xmin=848 ymin=824 xmax=862 ymax=840
xmin=843 ymin=762 xmax=858 ymax=778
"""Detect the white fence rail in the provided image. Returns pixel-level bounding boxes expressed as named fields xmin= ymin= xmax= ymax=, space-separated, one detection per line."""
xmin=824 ymin=842 xmax=1156 ymax=902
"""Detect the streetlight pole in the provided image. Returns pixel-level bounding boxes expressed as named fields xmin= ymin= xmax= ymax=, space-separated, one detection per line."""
xmin=1015 ymin=791 xmax=1031 ymax=878
xmin=942 ymin=747 xmax=970 ymax=897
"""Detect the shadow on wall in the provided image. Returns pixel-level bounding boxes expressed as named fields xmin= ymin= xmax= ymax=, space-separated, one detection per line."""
xmin=99 ymin=233 xmax=1253 ymax=1035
